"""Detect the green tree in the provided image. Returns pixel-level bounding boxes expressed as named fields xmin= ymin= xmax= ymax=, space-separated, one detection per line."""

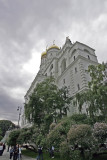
xmin=0 ymin=129 xmax=2 ymax=141
xmin=75 ymin=63 xmax=107 ymax=121
xmin=17 ymin=128 xmax=33 ymax=145
xmin=0 ymin=120 xmax=15 ymax=137
xmin=56 ymin=86 xmax=72 ymax=119
xmin=25 ymin=77 xmax=71 ymax=130
xmin=7 ymin=130 xmax=20 ymax=146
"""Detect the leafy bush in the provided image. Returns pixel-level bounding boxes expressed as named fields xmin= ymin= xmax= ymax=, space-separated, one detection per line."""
xmin=59 ymin=141 xmax=70 ymax=160
xmin=67 ymin=124 xmax=99 ymax=160
xmin=47 ymin=117 xmax=73 ymax=149
xmin=93 ymin=122 xmax=107 ymax=144
xmin=67 ymin=124 xmax=92 ymax=146
xmin=47 ymin=125 xmax=66 ymax=149
xmin=49 ymin=123 xmax=56 ymax=131
xmin=70 ymin=114 xmax=87 ymax=123
xmin=70 ymin=150 xmax=82 ymax=160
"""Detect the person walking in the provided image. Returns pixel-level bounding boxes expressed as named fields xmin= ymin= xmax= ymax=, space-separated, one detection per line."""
xmin=49 ymin=146 xmax=54 ymax=158
xmin=9 ymin=146 xmax=14 ymax=159
xmin=13 ymin=145 xmax=19 ymax=160
xmin=37 ymin=146 xmax=43 ymax=160
xmin=0 ymin=143 xmax=3 ymax=156
xmin=18 ymin=145 xmax=22 ymax=160
xmin=2 ymin=143 xmax=6 ymax=155
xmin=51 ymin=146 xmax=54 ymax=158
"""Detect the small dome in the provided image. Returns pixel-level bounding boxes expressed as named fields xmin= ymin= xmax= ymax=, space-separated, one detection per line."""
xmin=41 ymin=51 xmax=47 ymax=58
xmin=47 ymin=45 xmax=60 ymax=51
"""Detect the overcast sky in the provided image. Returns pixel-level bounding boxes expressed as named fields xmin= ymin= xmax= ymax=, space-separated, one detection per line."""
xmin=0 ymin=0 xmax=107 ymax=125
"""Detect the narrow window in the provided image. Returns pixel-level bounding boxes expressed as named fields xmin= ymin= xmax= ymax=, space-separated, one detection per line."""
xmin=74 ymin=56 xmax=75 ymax=61
xmin=75 ymin=67 xmax=77 ymax=73
xmin=88 ymin=55 xmax=90 ymax=60
xmin=61 ymin=59 xmax=66 ymax=73
xmin=77 ymin=84 xmax=80 ymax=90
xmin=50 ymin=64 xmax=53 ymax=71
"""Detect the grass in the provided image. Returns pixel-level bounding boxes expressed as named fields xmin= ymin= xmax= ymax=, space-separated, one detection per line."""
xmin=22 ymin=149 xmax=61 ymax=160
xmin=22 ymin=149 xmax=107 ymax=160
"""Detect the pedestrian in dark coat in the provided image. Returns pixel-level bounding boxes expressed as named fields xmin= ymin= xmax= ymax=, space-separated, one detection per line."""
xmin=37 ymin=146 xmax=43 ymax=160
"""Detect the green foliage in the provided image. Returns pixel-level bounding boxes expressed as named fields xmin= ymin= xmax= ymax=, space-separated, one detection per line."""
xmin=0 ymin=129 xmax=2 ymax=141
xmin=71 ymin=114 xmax=88 ymax=123
xmin=47 ymin=117 xmax=73 ymax=149
xmin=17 ymin=128 xmax=33 ymax=144
xmin=49 ymin=122 xmax=56 ymax=131
xmin=7 ymin=127 xmax=34 ymax=146
xmin=59 ymin=141 xmax=70 ymax=160
xmin=7 ymin=129 xmax=20 ymax=146
xmin=36 ymin=133 xmax=46 ymax=147
xmin=93 ymin=122 xmax=107 ymax=144
xmin=75 ymin=63 xmax=107 ymax=121
xmin=25 ymin=77 xmax=71 ymax=131
xmin=0 ymin=120 xmax=15 ymax=137
xmin=70 ymin=113 xmax=95 ymax=125
xmin=70 ymin=150 xmax=82 ymax=160
xmin=67 ymin=124 xmax=92 ymax=147
xmin=67 ymin=124 xmax=99 ymax=160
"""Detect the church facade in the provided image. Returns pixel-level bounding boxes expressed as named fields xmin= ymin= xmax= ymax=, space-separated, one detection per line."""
xmin=21 ymin=37 xmax=98 ymax=128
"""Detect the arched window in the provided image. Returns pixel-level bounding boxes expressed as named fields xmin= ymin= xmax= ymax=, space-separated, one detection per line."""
xmin=61 ymin=59 xmax=66 ymax=73
xmin=88 ymin=55 xmax=90 ymax=60
xmin=50 ymin=64 xmax=53 ymax=71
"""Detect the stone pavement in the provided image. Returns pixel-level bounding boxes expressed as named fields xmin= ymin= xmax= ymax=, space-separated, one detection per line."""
xmin=0 ymin=150 xmax=36 ymax=160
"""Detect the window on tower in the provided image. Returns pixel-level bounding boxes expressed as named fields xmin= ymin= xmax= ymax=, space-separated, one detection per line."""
xmin=61 ymin=59 xmax=66 ymax=73
xmin=75 ymin=67 xmax=77 ymax=73
xmin=77 ymin=84 xmax=80 ymax=90
xmin=50 ymin=64 xmax=53 ymax=71
xmin=72 ymin=49 xmax=76 ymax=55
xmin=88 ymin=55 xmax=90 ymax=60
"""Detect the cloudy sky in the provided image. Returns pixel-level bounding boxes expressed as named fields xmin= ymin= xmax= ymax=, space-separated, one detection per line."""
xmin=0 ymin=0 xmax=107 ymax=125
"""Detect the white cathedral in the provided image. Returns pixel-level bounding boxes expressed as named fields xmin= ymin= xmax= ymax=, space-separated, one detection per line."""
xmin=21 ymin=37 xmax=98 ymax=128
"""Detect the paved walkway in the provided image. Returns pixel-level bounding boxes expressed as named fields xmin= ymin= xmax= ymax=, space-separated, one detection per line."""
xmin=0 ymin=150 xmax=36 ymax=160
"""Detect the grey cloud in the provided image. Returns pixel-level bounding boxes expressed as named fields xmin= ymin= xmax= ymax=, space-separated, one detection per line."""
xmin=0 ymin=87 xmax=23 ymax=122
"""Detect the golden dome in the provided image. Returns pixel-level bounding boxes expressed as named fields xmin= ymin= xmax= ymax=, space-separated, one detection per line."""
xmin=41 ymin=51 xmax=47 ymax=57
xmin=47 ymin=45 xmax=60 ymax=51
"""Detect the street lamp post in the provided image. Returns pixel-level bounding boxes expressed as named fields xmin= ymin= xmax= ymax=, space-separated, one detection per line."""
xmin=17 ymin=106 xmax=22 ymax=127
